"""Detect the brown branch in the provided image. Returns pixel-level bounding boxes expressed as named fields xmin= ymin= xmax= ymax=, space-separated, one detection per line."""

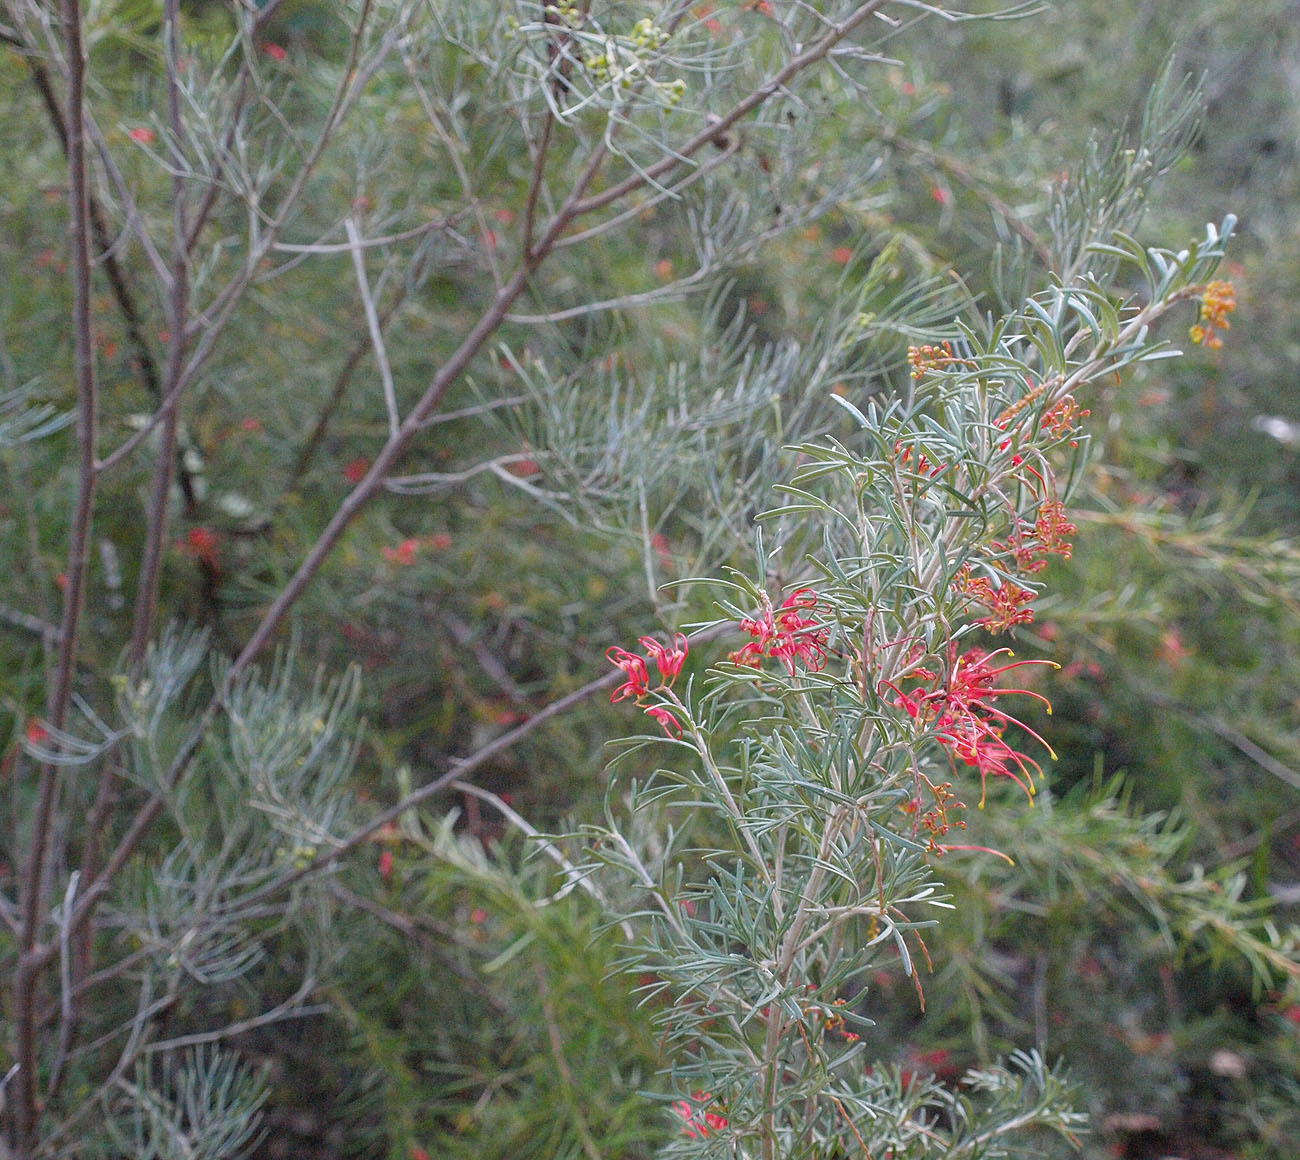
xmin=128 ymin=0 xmax=190 ymax=667
xmin=14 ymin=0 xmax=98 ymax=1144
xmin=24 ymin=55 xmax=198 ymax=511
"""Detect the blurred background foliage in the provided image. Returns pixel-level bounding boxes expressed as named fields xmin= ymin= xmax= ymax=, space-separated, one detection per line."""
xmin=2 ymin=0 xmax=1299 ymax=1157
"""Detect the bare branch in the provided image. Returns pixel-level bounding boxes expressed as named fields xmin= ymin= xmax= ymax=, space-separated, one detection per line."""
xmin=345 ymin=217 xmax=400 ymax=438
xmin=15 ymin=0 xmax=100 ymax=1140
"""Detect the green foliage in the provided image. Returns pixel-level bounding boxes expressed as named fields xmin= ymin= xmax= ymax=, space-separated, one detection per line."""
xmin=1 ymin=0 xmax=1299 ymax=1157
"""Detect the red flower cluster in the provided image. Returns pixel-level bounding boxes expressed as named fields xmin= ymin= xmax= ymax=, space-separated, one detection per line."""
xmin=182 ymin=526 xmax=220 ymax=569
xmin=906 ymin=341 xmax=969 ymax=380
xmin=672 ymin=1091 xmax=728 ymax=1138
xmin=607 ymin=634 xmax=688 ymax=736
xmin=894 ymin=440 xmax=946 ymax=480
xmin=955 ymin=569 xmax=1037 ymax=634
xmin=977 ymin=501 xmax=1081 ymax=598
xmin=887 ymin=648 xmax=1054 ymax=804
xmin=383 ymin=538 xmax=419 ymax=566
xmin=729 ymin=589 xmax=829 ymax=675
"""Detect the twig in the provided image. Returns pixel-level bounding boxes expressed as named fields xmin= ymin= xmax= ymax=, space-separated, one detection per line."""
xmin=286 ymin=283 xmax=410 ymax=487
xmin=506 ymin=264 xmax=711 ymax=324
xmin=345 ymin=217 xmax=400 ymax=438
xmin=325 ymin=880 xmax=512 ymax=1014
xmin=44 ymin=871 xmax=80 ymax=1101
xmin=271 ymin=214 xmax=455 ymax=253
xmin=0 ymin=602 xmax=62 ymax=645
xmin=535 ymin=964 xmax=605 ymax=1160
xmin=142 ymin=975 xmax=324 ymax=1054
xmin=128 ymin=0 xmax=191 ymax=665
xmin=94 ymin=0 xmax=380 ymax=479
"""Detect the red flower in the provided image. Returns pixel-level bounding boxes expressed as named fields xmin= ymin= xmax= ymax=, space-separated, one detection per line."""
xmin=969 ymin=578 xmax=1037 ymax=634
xmin=184 ymin=526 xmax=220 ymax=568
xmin=607 ymin=646 xmax=650 ymax=703
xmin=343 ymin=457 xmax=370 ymax=484
xmin=505 ymin=453 xmax=540 ymax=477
xmin=1032 ymin=500 xmax=1076 ymax=559
xmin=727 ymin=640 xmax=765 ymax=668
xmin=738 ymin=589 xmax=829 ymax=674
xmin=607 ymin=634 xmax=690 ymax=736
xmin=262 ymin=42 xmax=287 ymax=61
xmin=645 ymin=705 xmax=683 ymax=737
xmin=640 ymin=633 xmax=688 ymax=683
xmin=672 ymin=1091 xmax=728 ymax=1138
xmin=934 ymin=649 xmax=1054 ymax=802
xmin=383 ymin=538 xmax=419 ymax=566
xmin=128 ymin=127 xmax=156 ymax=145
xmin=887 ymin=648 xmax=1054 ymax=805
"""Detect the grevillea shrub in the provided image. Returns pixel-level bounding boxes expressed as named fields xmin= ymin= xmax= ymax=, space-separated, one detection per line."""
xmin=4 ymin=0 xmax=1299 ymax=1153
xmin=593 ymin=212 xmax=1267 ymax=1157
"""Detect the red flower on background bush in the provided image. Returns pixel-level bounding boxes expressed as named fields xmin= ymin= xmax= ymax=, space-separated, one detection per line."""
xmin=383 ymin=538 xmax=419 ymax=566
xmin=183 ymin=526 xmax=220 ymax=569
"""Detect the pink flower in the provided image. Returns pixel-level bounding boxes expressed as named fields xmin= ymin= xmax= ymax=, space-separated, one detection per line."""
xmin=887 ymin=648 xmax=1054 ymax=805
xmin=640 ymin=633 xmax=688 ymax=683
xmin=645 ymin=705 xmax=683 ymax=737
xmin=672 ymin=1092 xmax=727 ymax=1138
xmin=343 ymin=457 xmax=370 ymax=484
xmin=383 ymin=538 xmax=419 ymax=566
xmin=128 ymin=127 xmax=156 ymax=145
xmin=607 ymin=646 xmax=650 ymax=703
xmin=738 ymin=589 xmax=829 ymax=674
xmin=262 ymin=42 xmax=287 ymax=61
